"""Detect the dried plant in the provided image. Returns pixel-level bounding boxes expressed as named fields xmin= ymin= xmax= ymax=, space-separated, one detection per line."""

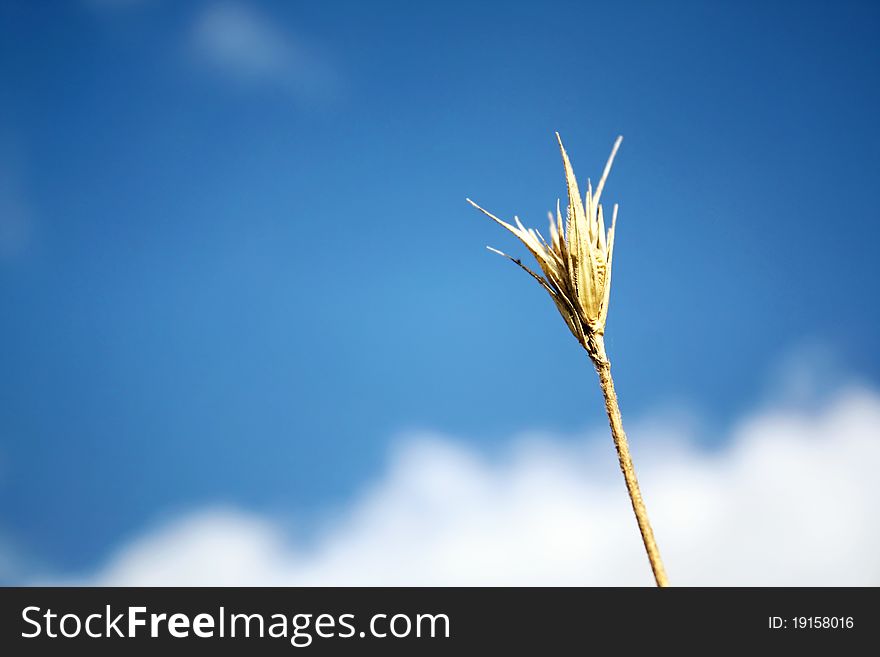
xmin=467 ymin=134 xmax=669 ymax=587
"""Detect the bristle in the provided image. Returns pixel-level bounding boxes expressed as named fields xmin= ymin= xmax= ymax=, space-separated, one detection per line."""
xmin=593 ymin=136 xmax=622 ymax=210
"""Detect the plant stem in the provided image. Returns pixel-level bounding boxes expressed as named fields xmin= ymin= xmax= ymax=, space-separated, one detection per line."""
xmin=594 ymin=354 xmax=669 ymax=587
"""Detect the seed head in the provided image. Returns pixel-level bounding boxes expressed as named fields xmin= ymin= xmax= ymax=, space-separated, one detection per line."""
xmin=467 ymin=134 xmax=623 ymax=364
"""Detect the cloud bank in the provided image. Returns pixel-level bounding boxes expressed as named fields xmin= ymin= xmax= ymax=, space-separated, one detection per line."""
xmin=79 ymin=385 xmax=880 ymax=586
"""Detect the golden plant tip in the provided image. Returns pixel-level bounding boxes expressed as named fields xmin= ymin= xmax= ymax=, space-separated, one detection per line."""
xmin=468 ymin=133 xmax=623 ymax=363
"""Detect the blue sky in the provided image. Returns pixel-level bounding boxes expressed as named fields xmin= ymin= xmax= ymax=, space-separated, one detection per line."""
xmin=1 ymin=0 xmax=879 ymax=581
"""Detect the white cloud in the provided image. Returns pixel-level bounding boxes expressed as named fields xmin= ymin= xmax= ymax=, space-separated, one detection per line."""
xmin=76 ymin=384 xmax=880 ymax=586
xmin=189 ymin=2 xmax=337 ymax=101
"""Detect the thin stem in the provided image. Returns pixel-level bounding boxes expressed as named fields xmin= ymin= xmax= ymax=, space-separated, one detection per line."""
xmin=594 ymin=354 xmax=669 ymax=587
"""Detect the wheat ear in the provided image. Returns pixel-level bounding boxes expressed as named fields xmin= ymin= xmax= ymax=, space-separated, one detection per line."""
xmin=468 ymin=134 xmax=669 ymax=586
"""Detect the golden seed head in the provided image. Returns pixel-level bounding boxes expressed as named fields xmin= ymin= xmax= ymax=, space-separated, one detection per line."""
xmin=468 ymin=134 xmax=623 ymax=361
